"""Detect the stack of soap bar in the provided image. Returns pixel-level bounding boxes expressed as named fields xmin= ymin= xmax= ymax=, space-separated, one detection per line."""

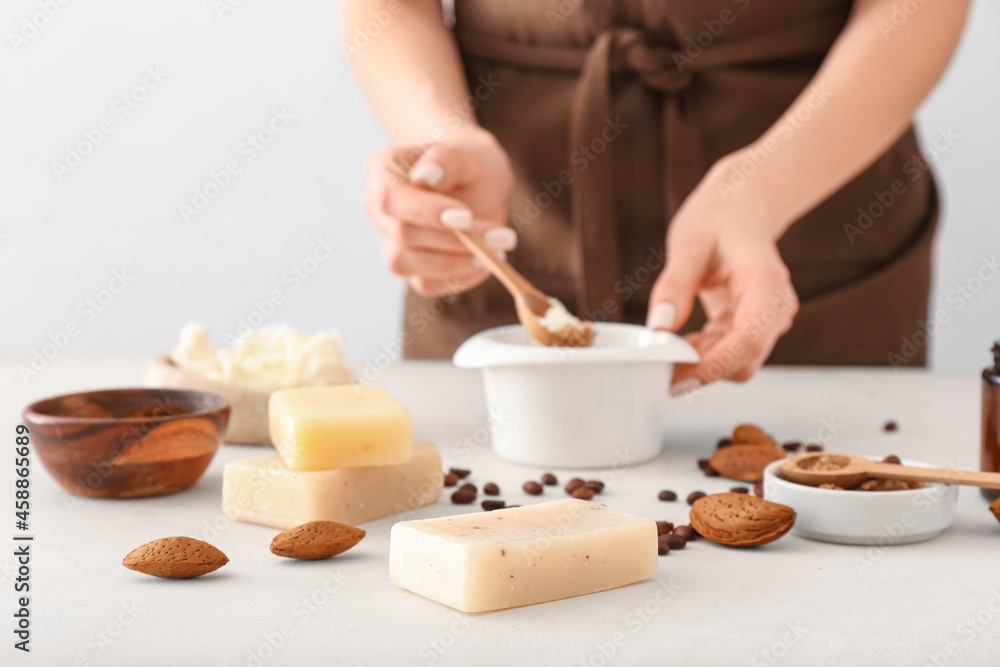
xmin=390 ymin=499 xmax=657 ymax=612
xmin=223 ymin=442 xmax=443 ymax=529
xmin=269 ymin=385 xmax=413 ymax=471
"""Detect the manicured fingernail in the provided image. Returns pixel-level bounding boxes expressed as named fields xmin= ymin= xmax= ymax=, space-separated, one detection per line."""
xmin=646 ymin=302 xmax=676 ymax=330
xmin=411 ymin=162 xmax=444 ymax=187
xmin=670 ymin=378 xmax=701 ymax=397
xmin=494 ymin=250 xmax=507 ymax=262
xmin=440 ymin=208 xmax=473 ymax=230
xmin=483 ymin=228 xmax=518 ymax=252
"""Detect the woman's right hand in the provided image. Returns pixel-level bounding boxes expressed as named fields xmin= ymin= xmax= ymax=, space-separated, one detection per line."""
xmin=363 ymin=126 xmax=517 ymax=298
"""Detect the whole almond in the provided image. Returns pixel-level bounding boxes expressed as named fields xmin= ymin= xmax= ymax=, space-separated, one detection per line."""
xmin=731 ymin=424 xmax=771 ymax=444
xmin=689 ymin=493 xmax=796 ymax=547
xmin=990 ymin=498 xmax=1000 ymax=523
xmin=122 ymin=537 xmax=228 ymax=578
xmin=270 ymin=521 xmax=366 ymax=560
xmin=710 ymin=442 xmax=785 ymax=483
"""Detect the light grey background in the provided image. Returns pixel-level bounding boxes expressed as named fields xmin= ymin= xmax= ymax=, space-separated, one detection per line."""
xmin=1 ymin=0 xmax=997 ymax=375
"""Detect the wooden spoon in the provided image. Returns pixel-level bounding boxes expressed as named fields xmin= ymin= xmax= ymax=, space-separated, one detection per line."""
xmin=450 ymin=229 xmax=594 ymax=347
xmin=386 ymin=159 xmax=594 ymax=347
xmin=779 ymin=453 xmax=1000 ymax=490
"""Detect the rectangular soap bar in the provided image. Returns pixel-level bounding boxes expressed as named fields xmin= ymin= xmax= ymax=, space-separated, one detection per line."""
xmin=269 ymin=385 xmax=413 ymax=470
xmin=389 ymin=499 xmax=657 ymax=612
xmin=223 ymin=442 xmax=442 ymax=529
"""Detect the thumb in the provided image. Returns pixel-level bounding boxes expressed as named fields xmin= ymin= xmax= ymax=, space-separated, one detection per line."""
xmin=647 ymin=239 xmax=712 ymax=332
xmin=409 ymin=143 xmax=477 ymax=191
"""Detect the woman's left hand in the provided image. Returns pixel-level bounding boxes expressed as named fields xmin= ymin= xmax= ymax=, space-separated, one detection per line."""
xmin=646 ymin=152 xmax=800 ymax=395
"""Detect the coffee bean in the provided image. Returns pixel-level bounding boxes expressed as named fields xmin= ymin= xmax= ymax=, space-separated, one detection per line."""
xmin=541 ymin=473 xmax=558 ymax=486
xmin=565 ymin=478 xmax=585 ymax=494
xmin=586 ymin=480 xmax=604 ymax=493
xmin=753 ymin=483 xmax=764 ymax=497
xmin=449 ymin=468 xmax=471 ymax=479
xmin=658 ymin=490 xmax=677 ymax=502
xmin=882 ymin=454 xmax=902 ymax=465
xmin=523 ymin=481 xmax=544 ymax=495
xmin=483 ymin=482 xmax=500 ymax=496
xmin=443 ymin=473 xmax=459 ymax=487
xmin=481 ymin=500 xmax=506 ymax=511
xmin=717 ymin=438 xmax=733 ymax=449
xmin=672 ymin=525 xmax=695 ymax=541
xmin=686 ymin=491 xmax=706 ymax=505
xmin=665 ymin=534 xmax=687 ymax=550
xmin=657 ymin=535 xmax=670 ymax=556
xmin=884 ymin=420 xmax=898 ymax=432
xmin=698 ymin=459 xmax=720 ymax=477
xmin=805 ymin=443 xmax=823 ymax=452
xmin=730 ymin=486 xmax=749 ymax=494
xmin=451 ymin=489 xmax=476 ymax=504
xmin=572 ymin=486 xmax=595 ymax=500
xmin=460 ymin=483 xmax=477 ymax=494
xmin=655 ymin=521 xmax=674 ymax=536
xmin=782 ymin=442 xmax=802 ymax=453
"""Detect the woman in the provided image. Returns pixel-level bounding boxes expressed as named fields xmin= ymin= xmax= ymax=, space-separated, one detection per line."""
xmin=343 ymin=0 xmax=968 ymax=394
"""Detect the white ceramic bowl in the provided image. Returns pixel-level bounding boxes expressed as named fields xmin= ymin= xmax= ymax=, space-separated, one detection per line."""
xmin=763 ymin=457 xmax=958 ymax=545
xmin=452 ymin=323 xmax=698 ymax=468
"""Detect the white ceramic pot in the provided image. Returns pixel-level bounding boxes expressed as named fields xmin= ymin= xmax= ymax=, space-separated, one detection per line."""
xmin=452 ymin=323 xmax=698 ymax=468
xmin=763 ymin=457 xmax=959 ymax=545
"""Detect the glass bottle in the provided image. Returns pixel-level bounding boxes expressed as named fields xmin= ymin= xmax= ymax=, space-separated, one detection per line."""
xmin=981 ymin=341 xmax=1000 ymax=501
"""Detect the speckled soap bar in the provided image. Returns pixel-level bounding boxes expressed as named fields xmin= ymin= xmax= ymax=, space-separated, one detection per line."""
xmin=389 ymin=499 xmax=657 ymax=612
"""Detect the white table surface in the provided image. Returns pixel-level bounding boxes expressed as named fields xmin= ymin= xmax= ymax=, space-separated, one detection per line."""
xmin=3 ymin=359 xmax=1000 ymax=667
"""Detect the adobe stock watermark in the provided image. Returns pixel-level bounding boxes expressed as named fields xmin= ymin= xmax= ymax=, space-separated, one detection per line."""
xmin=715 ymin=84 xmax=833 ymax=201
xmin=219 ymin=234 xmax=340 ymax=345
xmin=17 ymin=269 xmax=135 ymax=385
xmin=578 ymin=578 xmax=682 ymax=667
xmin=51 ymin=65 xmax=168 ymax=182
xmin=384 ymin=74 xmax=503 ymax=185
xmin=888 ymin=254 xmax=1000 ymax=368
xmin=412 ymin=616 xmax=473 ymax=666
xmin=74 ymin=600 xmax=143 ymax=665
xmin=213 ymin=0 xmax=252 ymax=21
xmin=672 ymin=0 xmax=752 ymax=72
xmin=7 ymin=0 xmax=72 ymax=53
xmin=749 ymin=620 xmax=810 ymax=666
xmin=178 ymin=106 xmax=294 ymax=224
xmin=844 ymin=126 xmax=959 ymax=244
xmin=341 ymin=0 xmax=407 ymax=62
xmin=878 ymin=0 xmax=932 ymax=40
xmin=509 ymin=116 xmax=628 ymax=232
xmin=243 ymin=569 xmax=349 ymax=667
xmin=853 ymin=465 xmax=959 ymax=575
xmin=923 ymin=588 xmax=1000 ymax=666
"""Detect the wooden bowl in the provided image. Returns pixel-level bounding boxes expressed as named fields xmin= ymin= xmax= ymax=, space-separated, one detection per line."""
xmin=143 ymin=356 xmax=271 ymax=444
xmin=23 ymin=388 xmax=230 ymax=498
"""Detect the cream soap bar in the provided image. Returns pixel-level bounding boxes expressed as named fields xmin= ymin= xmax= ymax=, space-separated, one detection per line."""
xmin=269 ymin=385 xmax=412 ymax=470
xmin=389 ymin=499 xmax=657 ymax=612
xmin=223 ymin=442 xmax=442 ymax=529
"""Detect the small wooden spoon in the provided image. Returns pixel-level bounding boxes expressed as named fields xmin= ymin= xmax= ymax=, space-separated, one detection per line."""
xmin=387 ymin=159 xmax=594 ymax=347
xmin=779 ymin=453 xmax=1000 ymax=490
xmin=450 ymin=229 xmax=594 ymax=347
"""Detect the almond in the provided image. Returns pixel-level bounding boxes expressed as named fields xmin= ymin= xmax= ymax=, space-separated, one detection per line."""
xmin=990 ymin=498 xmax=1000 ymax=523
xmin=270 ymin=521 xmax=366 ymax=560
xmin=709 ymin=442 xmax=785 ymax=482
xmin=689 ymin=493 xmax=796 ymax=547
xmin=122 ymin=537 xmax=228 ymax=578
xmin=731 ymin=424 xmax=772 ymax=444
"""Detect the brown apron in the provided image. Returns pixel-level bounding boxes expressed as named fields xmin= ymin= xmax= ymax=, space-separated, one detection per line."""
xmin=403 ymin=0 xmax=938 ymax=366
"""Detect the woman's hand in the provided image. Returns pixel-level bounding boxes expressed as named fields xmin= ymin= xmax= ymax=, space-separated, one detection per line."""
xmin=647 ymin=152 xmax=799 ymax=394
xmin=363 ymin=126 xmax=517 ymax=298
